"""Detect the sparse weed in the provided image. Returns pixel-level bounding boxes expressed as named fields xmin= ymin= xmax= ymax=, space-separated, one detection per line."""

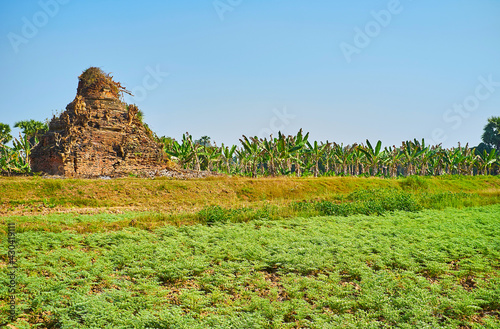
xmin=197 ymin=205 xmax=232 ymax=224
xmin=399 ymin=175 xmax=430 ymax=191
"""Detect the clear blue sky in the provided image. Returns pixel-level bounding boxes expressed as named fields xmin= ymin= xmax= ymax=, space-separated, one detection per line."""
xmin=1 ymin=0 xmax=499 ymax=148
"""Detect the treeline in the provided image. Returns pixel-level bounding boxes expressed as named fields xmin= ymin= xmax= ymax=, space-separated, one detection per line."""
xmin=162 ymin=117 xmax=500 ymax=177
xmin=1 ymin=117 xmax=499 ymax=177
xmin=162 ymin=130 xmax=499 ymax=177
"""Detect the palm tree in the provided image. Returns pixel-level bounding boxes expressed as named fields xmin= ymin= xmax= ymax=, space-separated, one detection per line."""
xmin=0 ymin=123 xmax=12 ymax=144
xmin=481 ymin=116 xmax=500 ymax=151
xmin=196 ymin=136 xmax=212 ymax=147
xmin=14 ymin=119 xmax=48 ymax=146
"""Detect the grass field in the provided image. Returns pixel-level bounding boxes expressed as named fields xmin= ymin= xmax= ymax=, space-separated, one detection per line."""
xmin=1 ymin=176 xmax=500 ymax=328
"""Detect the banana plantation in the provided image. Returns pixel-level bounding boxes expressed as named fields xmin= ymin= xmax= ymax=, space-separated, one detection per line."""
xmin=0 ymin=120 xmax=46 ymax=175
xmin=0 ymin=135 xmax=34 ymax=175
xmin=1 ymin=118 xmax=499 ymax=177
xmin=164 ymin=130 xmax=499 ymax=177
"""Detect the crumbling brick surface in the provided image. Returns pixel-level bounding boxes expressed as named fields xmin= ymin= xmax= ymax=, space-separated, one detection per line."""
xmin=31 ymin=68 xmax=169 ymax=178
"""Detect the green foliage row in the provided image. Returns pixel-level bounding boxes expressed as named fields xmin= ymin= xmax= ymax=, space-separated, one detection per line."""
xmin=162 ymin=131 xmax=500 ymax=178
xmin=159 ymin=117 xmax=500 ymax=177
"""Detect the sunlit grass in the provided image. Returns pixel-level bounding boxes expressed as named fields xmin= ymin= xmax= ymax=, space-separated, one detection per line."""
xmin=1 ymin=176 xmax=499 ymax=217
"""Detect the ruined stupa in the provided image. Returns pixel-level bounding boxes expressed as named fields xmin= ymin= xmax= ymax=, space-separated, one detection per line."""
xmin=31 ymin=67 xmax=170 ymax=177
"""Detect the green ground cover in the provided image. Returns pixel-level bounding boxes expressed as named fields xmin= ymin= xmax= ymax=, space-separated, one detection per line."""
xmin=2 ymin=205 xmax=499 ymax=328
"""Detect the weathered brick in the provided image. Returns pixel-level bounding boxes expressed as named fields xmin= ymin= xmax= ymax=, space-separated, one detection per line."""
xmin=31 ymin=71 xmax=168 ymax=178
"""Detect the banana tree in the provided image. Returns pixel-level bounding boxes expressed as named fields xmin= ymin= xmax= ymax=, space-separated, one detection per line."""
xmin=261 ymin=137 xmax=278 ymax=176
xmin=219 ymin=143 xmax=237 ymax=174
xmin=476 ymin=149 xmax=497 ymax=175
xmin=443 ymin=147 xmax=466 ymax=175
xmin=0 ymin=143 xmax=13 ymax=175
xmin=428 ymin=145 xmax=446 ymax=176
xmin=200 ymin=144 xmax=221 ymax=172
xmin=320 ymin=142 xmax=334 ymax=175
xmin=401 ymin=140 xmax=426 ymax=176
xmin=290 ymin=129 xmax=309 ymax=177
xmin=239 ymin=135 xmax=262 ymax=177
xmin=332 ymin=143 xmax=354 ymax=176
xmin=165 ymin=136 xmax=195 ymax=168
xmin=306 ymin=140 xmax=330 ymax=177
xmin=275 ymin=132 xmax=293 ymax=175
xmin=161 ymin=132 xmax=500 ymax=177
xmin=348 ymin=145 xmax=364 ymax=176
xmin=460 ymin=144 xmax=476 ymax=176
xmin=410 ymin=139 xmax=432 ymax=176
xmin=384 ymin=146 xmax=403 ymax=178
xmin=358 ymin=140 xmax=384 ymax=176
xmin=184 ymin=133 xmax=202 ymax=171
xmin=0 ymin=134 xmax=33 ymax=175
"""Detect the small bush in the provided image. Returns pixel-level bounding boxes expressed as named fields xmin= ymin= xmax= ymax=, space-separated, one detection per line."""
xmin=312 ymin=189 xmax=421 ymax=217
xmin=291 ymin=201 xmax=313 ymax=211
xmin=399 ymin=176 xmax=429 ymax=191
xmin=418 ymin=192 xmax=478 ymax=209
xmin=315 ymin=201 xmax=353 ymax=216
xmin=197 ymin=205 xmax=232 ymax=224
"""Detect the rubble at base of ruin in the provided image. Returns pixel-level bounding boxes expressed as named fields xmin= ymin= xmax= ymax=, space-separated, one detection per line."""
xmin=31 ymin=68 xmax=201 ymax=179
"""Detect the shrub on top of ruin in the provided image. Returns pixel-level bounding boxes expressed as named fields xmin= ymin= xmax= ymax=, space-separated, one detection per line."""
xmin=78 ymin=67 xmax=131 ymax=98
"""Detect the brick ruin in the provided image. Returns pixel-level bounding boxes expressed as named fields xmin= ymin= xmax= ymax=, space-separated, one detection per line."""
xmin=31 ymin=67 xmax=171 ymax=177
